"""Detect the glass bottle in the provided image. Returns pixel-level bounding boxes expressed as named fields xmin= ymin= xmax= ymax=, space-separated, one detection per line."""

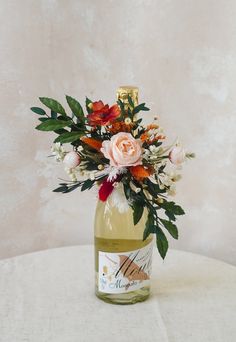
xmin=94 ymin=86 xmax=153 ymax=305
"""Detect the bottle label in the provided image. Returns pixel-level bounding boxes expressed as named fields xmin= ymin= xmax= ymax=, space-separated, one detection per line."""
xmin=98 ymin=241 xmax=153 ymax=294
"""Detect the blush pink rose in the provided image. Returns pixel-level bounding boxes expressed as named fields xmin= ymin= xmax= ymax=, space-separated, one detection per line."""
xmin=169 ymin=146 xmax=186 ymax=165
xmin=101 ymin=132 xmax=142 ymax=167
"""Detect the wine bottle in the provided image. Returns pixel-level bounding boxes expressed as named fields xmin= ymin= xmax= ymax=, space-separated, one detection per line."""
xmin=94 ymin=86 xmax=153 ymax=305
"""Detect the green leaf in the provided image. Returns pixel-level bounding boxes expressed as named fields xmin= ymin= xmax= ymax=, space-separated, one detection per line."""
xmin=53 ymin=182 xmax=82 ymax=193
xmin=161 ymin=201 xmax=185 ymax=215
xmin=54 ymin=131 xmax=83 ymax=144
xmin=165 ymin=210 xmax=176 ymax=221
xmin=53 ymin=185 xmax=68 ymax=193
xmin=38 ymin=117 xmax=48 ymax=122
xmin=128 ymin=95 xmax=134 ymax=108
xmin=35 ymin=119 xmax=70 ymax=131
xmin=31 ymin=107 xmax=46 ymax=115
xmin=66 ymin=95 xmax=85 ymax=122
xmin=133 ymin=103 xmax=150 ymax=115
xmin=86 ymin=97 xmax=93 ymax=114
xmin=117 ymin=99 xmax=126 ymax=116
xmin=156 ymin=228 xmax=169 ymax=259
xmin=51 ymin=110 xmax=57 ymax=119
xmin=160 ymin=219 xmax=178 ymax=239
xmin=123 ymin=183 xmax=131 ymax=201
xmin=133 ymin=203 xmax=144 ymax=225
xmin=143 ymin=212 xmax=155 ymax=241
xmin=145 ymin=179 xmax=165 ymax=197
xmin=39 ymin=97 xmax=66 ymax=116
xmin=81 ymin=179 xmax=94 ymax=191
xmin=54 ymin=128 xmax=68 ymax=135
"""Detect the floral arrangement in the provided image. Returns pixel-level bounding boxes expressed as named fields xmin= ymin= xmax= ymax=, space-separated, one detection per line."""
xmin=32 ymin=92 xmax=194 ymax=259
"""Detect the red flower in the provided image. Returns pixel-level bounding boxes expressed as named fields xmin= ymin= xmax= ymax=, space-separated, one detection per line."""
xmin=98 ymin=178 xmax=115 ymax=201
xmin=87 ymin=101 xmax=120 ymax=126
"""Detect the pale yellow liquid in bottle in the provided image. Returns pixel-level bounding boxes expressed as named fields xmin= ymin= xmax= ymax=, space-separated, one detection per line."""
xmin=94 ymin=199 xmax=153 ymax=304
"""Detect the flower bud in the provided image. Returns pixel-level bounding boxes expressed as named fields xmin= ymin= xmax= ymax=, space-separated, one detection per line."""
xmin=98 ymin=164 xmax=104 ymax=171
xmin=169 ymin=146 xmax=185 ymax=165
xmin=63 ymin=151 xmax=80 ymax=169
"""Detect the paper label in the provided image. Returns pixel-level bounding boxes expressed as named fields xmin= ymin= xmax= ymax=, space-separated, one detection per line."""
xmin=98 ymin=241 xmax=153 ymax=294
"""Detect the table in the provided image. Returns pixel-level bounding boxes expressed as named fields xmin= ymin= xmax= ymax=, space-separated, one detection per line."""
xmin=0 ymin=246 xmax=235 ymax=342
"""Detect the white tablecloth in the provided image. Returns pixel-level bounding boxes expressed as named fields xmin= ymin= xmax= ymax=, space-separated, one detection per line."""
xmin=0 ymin=246 xmax=235 ymax=342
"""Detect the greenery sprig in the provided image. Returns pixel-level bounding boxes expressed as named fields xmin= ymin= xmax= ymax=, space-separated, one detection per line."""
xmin=32 ymin=93 xmax=191 ymax=259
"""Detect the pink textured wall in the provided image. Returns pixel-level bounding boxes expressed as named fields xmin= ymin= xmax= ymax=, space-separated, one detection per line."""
xmin=0 ymin=0 xmax=235 ymax=264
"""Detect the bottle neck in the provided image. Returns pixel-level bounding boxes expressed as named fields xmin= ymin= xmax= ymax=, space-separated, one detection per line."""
xmin=117 ymin=86 xmax=139 ymax=110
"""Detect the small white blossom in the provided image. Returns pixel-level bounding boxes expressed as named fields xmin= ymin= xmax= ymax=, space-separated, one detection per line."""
xmin=89 ymin=172 xmax=96 ymax=181
xmin=107 ymin=167 xmax=127 ymax=182
xmin=65 ymin=167 xmax=78 ymax=182
xmin=125 ymin=117 xmax=132 ymax=125
xmin=169 ymin=172 xmax=182 ymax=182
xmin=167 ymin=184 xmax=176 ymax=196
xmin=51 ymin=143 xmax=65 ymax=161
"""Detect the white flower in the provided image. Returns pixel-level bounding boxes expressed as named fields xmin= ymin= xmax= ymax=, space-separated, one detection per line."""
xmin=109 ymin=183 xmax=130 ymax=213
xmin=89 ymin=173 xmax=95 ymax=181
xmin=51 ymin=143 xmax=65 ymax=161
xmin=78 ymin=145 xmax=83 ymax=152
xmin=107 ymin=167 xmax=127 ymax=182
xmin=167 ymin=184 xmax=176 ymax=196
xmin=65 ymin=167 xmax=77 ymax=182
xmin=169 ymin=171 xmax=182 ymax=182
xmin=149 ymin=145 xmax=160 ymax=154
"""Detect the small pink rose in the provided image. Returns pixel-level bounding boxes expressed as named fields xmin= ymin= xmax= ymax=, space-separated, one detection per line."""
xmin=169 ymin=146 xmax=186 ymax=165
xmin=101 ymin=132 xmax=142 ymax=167
xmin=63 ymin=151 xmax=80 ymax=168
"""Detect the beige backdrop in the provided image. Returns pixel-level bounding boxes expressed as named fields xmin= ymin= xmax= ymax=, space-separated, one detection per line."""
xmin=0 ymin=0 xmax=236 ymax=264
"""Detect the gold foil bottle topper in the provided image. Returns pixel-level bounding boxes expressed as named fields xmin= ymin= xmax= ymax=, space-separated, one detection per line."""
xmin=117 ymin=86 xmax=139 ymax=108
